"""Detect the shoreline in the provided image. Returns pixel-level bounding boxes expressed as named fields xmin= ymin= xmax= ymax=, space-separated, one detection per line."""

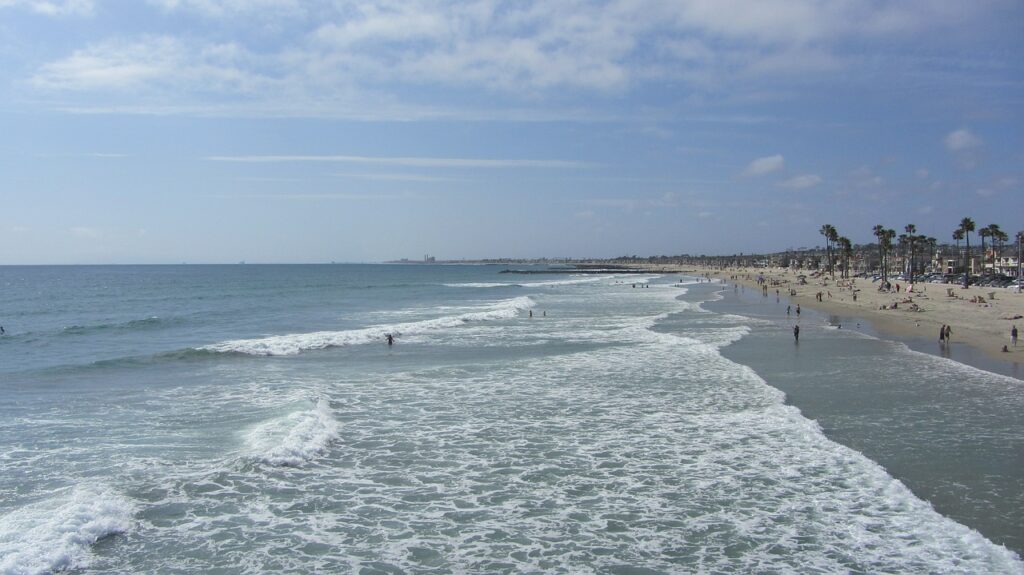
xmin=701 ymin=283 xmax=1024 ymax=555
xmin=646 ymin=264 xmax=1023 ymax=376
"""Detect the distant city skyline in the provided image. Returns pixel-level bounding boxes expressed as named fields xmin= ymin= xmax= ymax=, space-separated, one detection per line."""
xmin=1 ymin=0 xmax=1022 ymax=264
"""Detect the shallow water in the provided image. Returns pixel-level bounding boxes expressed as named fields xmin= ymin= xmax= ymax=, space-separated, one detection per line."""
xmin=708 ymin=284 xmax=1024 ymax=556
xmin=1 ymin=265 xmax=1021 ymax=573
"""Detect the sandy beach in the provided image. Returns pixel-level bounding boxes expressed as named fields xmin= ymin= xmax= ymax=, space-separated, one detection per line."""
xmin=667 ymin=265 xmax=1024 ymax=367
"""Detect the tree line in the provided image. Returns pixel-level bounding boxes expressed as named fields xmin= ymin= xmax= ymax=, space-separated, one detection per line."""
xmin=817 ymin=218 xmax=1021 ymax=286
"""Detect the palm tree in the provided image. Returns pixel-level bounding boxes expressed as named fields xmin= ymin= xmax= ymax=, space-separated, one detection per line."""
xmin=952 ymin=228 xmax=964 ymax=274
xmin=1017 ymin=231 xmax=1024 ymax=281
xmin=819 ymin=224 xmax=838 ymax=277
xmin=960 ymin=217 xmax=975 ymax=286
xmin=979 ymin=226 xmax=991 ymax=274
xmin=873 ymin=224 xmax=886 ymax=278
xmin=828 ymin=227 xmax=839 ymax=277
xmin=838 ymin=236 xmax=852 ymax=278
xmin=898 ymin=233 xmax=909 ymax=278
xmin=879 ymin=228 xmax=896 ymax=283
xmin=925 ymin=237 xmax=937 ymax=274
xmin=904 ymin=224 xmax=918 ymax=283
xmin=988 ymin=224 xmax=1008 ymax=271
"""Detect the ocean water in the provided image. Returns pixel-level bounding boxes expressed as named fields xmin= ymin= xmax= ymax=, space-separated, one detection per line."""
xmin=706 ymin=285 xmax=1024 ymax=556
xmin=0 ymin=264 xmax=1021 ymax=574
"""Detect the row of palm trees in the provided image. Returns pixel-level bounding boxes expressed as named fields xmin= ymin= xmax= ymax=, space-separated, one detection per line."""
xmin=818 ymin=223 xmax=930 ymax=283
xmin=951 ymin=218 xmax=1014 ymax=286
xmin=819 ymin=218 xmax=1019 ymax=285
xmin=870 ymin=224 xmax=935 ymax=284
xmin=817 ymin=224 xmax=853 ymax=279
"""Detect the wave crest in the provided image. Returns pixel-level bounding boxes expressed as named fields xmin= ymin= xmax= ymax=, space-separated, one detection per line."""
xmin=201 ymin=296 xmax=534 ymax=356
xmin=61 ymin=316 xmax=171 ymax=336
xmin=244 ymin=399 xmax=339 ymax=467
xmin=0 ymin=486 xmax=134 ymax=575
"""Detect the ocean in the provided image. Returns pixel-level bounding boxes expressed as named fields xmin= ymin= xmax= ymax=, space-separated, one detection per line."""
xmin=0 ymin=264 xmax=1021 ymax=574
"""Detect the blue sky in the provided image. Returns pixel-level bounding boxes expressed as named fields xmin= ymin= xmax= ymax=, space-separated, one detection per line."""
xmin=1 ymin=0 xmax=1021 ymax=264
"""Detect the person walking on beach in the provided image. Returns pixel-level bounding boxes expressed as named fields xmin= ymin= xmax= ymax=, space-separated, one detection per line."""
xmin=944 ymin=325 xmax=952 ymax=342
xmin=786 ymin=305 xmax=791 ymax=316
xmin=1012 ymin=325 xmax=1018 ymax=347
xmin=939 ymin=325 xmax=946 ymax=345
xmin=796 ymin=304 xmax=801 ymax=318
xmin=793 ymin=324 xmax=800 ymax=342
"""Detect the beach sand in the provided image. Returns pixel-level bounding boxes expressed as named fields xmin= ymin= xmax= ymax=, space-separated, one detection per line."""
xmin=669 ymin=265 xmax=1024 ymax=368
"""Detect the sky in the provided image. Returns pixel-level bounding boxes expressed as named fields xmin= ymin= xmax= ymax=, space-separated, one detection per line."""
xmin=1 ymin=0 xmax=1022 ymax=264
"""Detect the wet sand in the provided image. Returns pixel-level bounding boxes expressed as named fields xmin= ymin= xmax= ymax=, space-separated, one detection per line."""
xmin=672 ymin=265 xmax=1024 ymax=374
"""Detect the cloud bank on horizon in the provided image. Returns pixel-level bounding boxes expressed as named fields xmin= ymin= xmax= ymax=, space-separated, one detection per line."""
xmin=1 ymin=0 xmax=1022 ymax=263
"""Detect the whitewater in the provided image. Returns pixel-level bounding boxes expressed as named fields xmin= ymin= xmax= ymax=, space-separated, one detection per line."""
xmin=0 ymin=264 xmax=1020 ymax=574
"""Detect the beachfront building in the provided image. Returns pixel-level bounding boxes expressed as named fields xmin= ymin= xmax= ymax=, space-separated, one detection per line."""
xmin=992 ymin=253 xmax=1020 ymax=276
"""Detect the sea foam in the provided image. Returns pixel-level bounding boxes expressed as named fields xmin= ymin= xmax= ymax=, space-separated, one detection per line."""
xmin=0 ymin=486 xmax=134 ymax=575
xmin=244 ymin=399 xmax=340 ymax=467
xmin=444 ymin=277 xmax=606 ymax=288
xmin=201 ymin=296 xmax=534 ymax=356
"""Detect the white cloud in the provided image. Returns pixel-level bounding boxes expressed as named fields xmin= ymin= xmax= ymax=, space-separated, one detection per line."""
xmin=586 ymin=198 xmax=638 ymax=212
xmin=0 ymin=0 xmax=92 ymax=16
xmin=211 ymin=192 xmax=413 ymax=201
xmin=915 ymin=168 xmax=930 ymax=179
xmin=22 ymin=0 xmax=998 ymax=119
xmin=944 ymin=128 xmax=982 ymax=151
xmin=944 ymin=128 xmax=984 ymax=170
xmin=778 ymin=174 xmax=822 ymax=189
xmin=743 ymin=154 xmax=785 ymax=176
xmin=848 ymin=166 xmax=882 ymax=188
xmin=332 ymin=172 xmax=465 ymax=183
xmin=31 ymin=36 xmax=265 ymax=94
xmin=975 ymin=188 xmax=995 ymax=197
xmin=207 ymin=154 xmax=589 ymax=169
xmin=995 ymin=176 xmax=1019 ymax=189
xmin=658 ymin=191 xmax=678 ymax=206
xmin=69 ymin=226 xmax=101 ymax=238
xmin=146 ymin=0 xmax=301 ymax=18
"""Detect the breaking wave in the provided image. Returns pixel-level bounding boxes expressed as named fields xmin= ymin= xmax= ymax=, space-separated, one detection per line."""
xmin=200 ymin=296 xmax=535 ymax=356
xmin=0 ymin=486 xmax=134 ymax=575
xmin=243 ymin=399 xmax=339 ymax=467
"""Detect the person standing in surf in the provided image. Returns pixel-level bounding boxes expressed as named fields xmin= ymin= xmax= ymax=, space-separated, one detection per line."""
xmin=793 ymin=324 xmax=800 ymax=342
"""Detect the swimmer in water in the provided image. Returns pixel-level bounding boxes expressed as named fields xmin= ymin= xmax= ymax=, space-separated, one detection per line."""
xmin=385 ymin=333 xmax=394 ymax=346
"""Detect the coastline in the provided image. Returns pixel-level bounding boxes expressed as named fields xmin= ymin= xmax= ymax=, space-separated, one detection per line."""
xmin=649 ymin=264 xmax=1023 ymax=376
xmin=700 ymin=282 xmax=1024 ymax=555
